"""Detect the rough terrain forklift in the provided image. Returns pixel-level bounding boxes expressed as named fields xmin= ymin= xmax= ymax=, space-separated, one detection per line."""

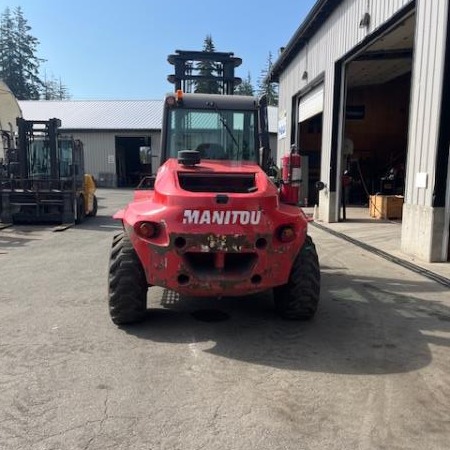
xmin=0 ymin=118 xmax=97 ymax=225
xmin=108 ymin=51 xmax=320 ymax=324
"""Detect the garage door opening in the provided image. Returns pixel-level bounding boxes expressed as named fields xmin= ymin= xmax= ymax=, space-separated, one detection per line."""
xmin=341 ymin=13 xmax=415 ymax=221
xmin=298 ymin=84 xmax=324 ymax=206
xmin=115 ymin=136 xmax=152 ymax=187
xmin=299 ymin=113 xmax=323 ymax=206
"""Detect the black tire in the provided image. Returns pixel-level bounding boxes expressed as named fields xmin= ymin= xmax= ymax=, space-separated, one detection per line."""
xmin=273 ymin=235 xmax=320 ymax=320
xmin=89 ymin=195 xmax=98 ymax=217
xmin=75 ymin=195 xmax=85 ymax=224
xmin=108 ymin=232 xmax=148 ymax=325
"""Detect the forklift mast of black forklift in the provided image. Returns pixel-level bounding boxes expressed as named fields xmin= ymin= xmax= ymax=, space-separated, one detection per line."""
xmin=10 ymin=117 xmax=84 ymax=184
xmin=15 ymin=117 xmax=60 ymax=180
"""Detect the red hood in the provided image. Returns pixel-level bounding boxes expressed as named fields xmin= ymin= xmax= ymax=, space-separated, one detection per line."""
xmin=114 ymin=158 xmax=285 ymax=222
xmin=150 ymin=158 xmax=279 ymax=207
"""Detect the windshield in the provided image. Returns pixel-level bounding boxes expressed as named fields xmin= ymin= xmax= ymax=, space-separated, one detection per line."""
xmin=29 ymin=140 xmax=50 ymax=178
xmin=166 ymin=107 xmax=258 ymax=161
xmin=28 ymin=139 xmax=74 ymax=179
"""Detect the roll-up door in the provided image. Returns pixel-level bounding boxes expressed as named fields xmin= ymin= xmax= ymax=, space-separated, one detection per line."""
xmin=299 ymin=84 xmax=324 ymax=123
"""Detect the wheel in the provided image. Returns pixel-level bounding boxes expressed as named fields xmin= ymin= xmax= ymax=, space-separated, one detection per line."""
xmin=75 ymin=195 xmax=85 ymax=224
xmin=108 ymin=231 xmax=148 ymax=325
xmin=89 ymin=195 xmax=98 ymax=217
xmin=273 ymin=235 xmax=320 ymax=320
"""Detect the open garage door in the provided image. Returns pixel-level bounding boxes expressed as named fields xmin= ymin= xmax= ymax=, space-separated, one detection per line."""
xmin=341 ymin=13 xmax=415 ymax=221
xmin=299 ymin=84 xmax=324 ymax=123
xmin=298 ymin=84 xmax=324 ymax=206
xmin=115 ymin=136 xmax=152 ymax=187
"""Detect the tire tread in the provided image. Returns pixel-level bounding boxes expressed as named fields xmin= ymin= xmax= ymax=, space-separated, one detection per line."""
xmin=108 ymin=232 xmax=148 ymax=324
xmin=274 ymin=235 xmax=320 ymax=320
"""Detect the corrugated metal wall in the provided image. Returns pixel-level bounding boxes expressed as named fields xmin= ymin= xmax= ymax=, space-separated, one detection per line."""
xmin=69 ymin=130 xmax=161 ymax=186
xmin=406 ymin=0 xmax=449 ymax=207
xmin=278 ymin=0 xmax=413 ymax=178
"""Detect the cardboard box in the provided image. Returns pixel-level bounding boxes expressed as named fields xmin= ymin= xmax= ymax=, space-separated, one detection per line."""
xmin=369 ymin=195 xmax=404 ymax=220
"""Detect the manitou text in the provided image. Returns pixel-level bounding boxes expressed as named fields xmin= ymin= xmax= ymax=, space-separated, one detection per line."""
xmin=182 ymin=209 xmax=262 ymax=225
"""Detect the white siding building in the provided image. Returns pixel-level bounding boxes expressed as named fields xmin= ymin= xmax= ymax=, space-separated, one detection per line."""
xmin=271 ymin=0 xmax=450 ymax=262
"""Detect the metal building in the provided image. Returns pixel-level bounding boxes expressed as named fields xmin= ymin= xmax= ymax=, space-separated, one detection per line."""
xmin=271 ymin=0 xmax=450 ymax=262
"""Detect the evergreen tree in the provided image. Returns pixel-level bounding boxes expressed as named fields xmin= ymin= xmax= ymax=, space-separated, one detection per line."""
xmin=194 ymin=34 xmax=220 ymax=94
xmin=0 ymin=7 xmax=43 ymax=99
xmin=257 ymin=51 xmax=278 ymax=106
xmin=55 ymin=78 xmax=70 ymax=100
xmin=42 ymin=73 xmax=70 ymax=100
xmin=0 ymin=8 xmax=17 ymax=95
xmin=235 ymin=72 xmax=254 ymax=96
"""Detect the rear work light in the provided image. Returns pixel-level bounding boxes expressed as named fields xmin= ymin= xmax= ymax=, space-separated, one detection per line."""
xmin=277 ymin=225 xmax=296 ymax=243
xmin=135 ymin=221 xmax=160 ymax=239
xmin=165 ymin=95 xmax=176 ymax=107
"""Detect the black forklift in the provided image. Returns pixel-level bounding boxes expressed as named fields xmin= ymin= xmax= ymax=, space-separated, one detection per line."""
xmin=0 ymin=117 xmax=97 ymax=225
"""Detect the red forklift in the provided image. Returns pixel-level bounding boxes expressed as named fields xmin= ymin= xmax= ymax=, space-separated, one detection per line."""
xmin=108 ymin=51 xmax=320 ymax=324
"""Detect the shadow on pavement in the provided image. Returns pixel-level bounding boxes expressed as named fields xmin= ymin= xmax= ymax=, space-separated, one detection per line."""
xmin=0 ymin=225 xmax=46 ymax=250
xmin=119 ymin=270 xmax=450 ymax=376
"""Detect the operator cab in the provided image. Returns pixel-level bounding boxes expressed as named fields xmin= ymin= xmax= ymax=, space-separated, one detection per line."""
xmin=160 ymin=91 xmax=267 ymax=166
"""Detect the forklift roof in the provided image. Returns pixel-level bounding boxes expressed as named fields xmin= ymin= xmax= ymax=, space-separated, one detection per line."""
xmin=166 ymin=92 xmax=259 ymax=111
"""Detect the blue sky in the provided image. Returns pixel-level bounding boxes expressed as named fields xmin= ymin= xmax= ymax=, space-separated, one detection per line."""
xmin=2 ymin=0 xmax=316 ymax=100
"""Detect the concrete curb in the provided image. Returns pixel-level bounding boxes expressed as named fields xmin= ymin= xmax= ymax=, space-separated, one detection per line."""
xmin=311 ymin=221 xmax=450 ymax=289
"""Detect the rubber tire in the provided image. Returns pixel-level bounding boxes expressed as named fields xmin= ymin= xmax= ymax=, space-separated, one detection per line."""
xmin=75 ymin=195 xmax=85 ymax=224
xmin=273 ymin=235 xmax=320 ymax=320
xmin=108 ymin=232 xmax=148 ymax=325
xmin=89 ymin=195 xmax=98 ymax=217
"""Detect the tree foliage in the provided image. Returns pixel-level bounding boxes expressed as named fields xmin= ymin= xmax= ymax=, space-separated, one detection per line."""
xmin=257 ymin=51 xmax=278 ymax=106
xmin=189 ymin=35 xmax=278 ymax=101
xmin=235 ymin=72 xmax=254 ymax=96
xmin=0 ymin=6 xmax=70 ymax=100
xmin=42 ymin=74 xmax=70 ymax=100
xmin=0 ymin=7 xmax=42 ymax=99
xmin=194 ymin=35 xmax=220 ymax=94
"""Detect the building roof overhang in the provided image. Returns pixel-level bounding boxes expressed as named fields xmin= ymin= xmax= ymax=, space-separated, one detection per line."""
xmin=270 ymin=0 xmax=342 ymax=82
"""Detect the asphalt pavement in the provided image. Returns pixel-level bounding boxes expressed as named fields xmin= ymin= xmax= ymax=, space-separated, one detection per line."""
xmin=0 ymin=189 xmax=449 ymax=450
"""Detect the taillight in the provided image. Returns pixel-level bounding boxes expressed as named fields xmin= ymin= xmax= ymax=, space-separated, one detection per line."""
xmin=277 ymin=225 xmax=296 ymax=243
xmin=135 ymin=221 xmax=160 ymax=239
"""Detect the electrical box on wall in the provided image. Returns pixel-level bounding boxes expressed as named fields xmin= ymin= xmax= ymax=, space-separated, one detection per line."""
xmin=416 ymin=172 xmax=428 ymax=188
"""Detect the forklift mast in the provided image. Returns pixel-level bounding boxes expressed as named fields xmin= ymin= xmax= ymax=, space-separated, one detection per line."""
xmin=16 ymin=117 xmax=61 ymax=180
xmin=167 ymin=50 xmax=242 ymax=95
